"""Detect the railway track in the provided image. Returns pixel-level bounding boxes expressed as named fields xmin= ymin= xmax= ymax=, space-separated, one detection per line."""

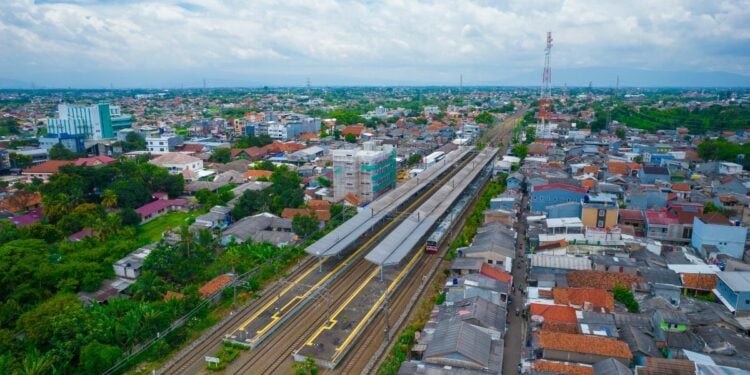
xmin=226 ymin=151 xmax=478 ymax=374
xmin=229 ymin=258 xmax=377 ymax=374
xmin=157 ymin=256 xmax=319 ymax=374
xmin=328 ymin=110 xmax=524 ymax=374
xmin=161 ymin=145 xmax=478 ymax=374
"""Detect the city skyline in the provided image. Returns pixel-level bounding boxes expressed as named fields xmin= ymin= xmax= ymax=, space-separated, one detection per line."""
xmin=2 ymin=0 xmax=750 ymax=88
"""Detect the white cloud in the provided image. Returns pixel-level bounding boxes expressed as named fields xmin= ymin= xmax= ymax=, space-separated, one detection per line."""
xmin=0 ymin=0 xmax=748 ymax=87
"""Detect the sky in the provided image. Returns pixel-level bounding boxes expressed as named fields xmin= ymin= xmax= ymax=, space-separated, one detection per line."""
xmin=1 ymin=0 xmax=750 ymax=88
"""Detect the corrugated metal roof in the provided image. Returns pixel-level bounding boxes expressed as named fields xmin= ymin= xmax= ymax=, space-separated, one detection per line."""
xmin=424 ymin=321 xmax=493 ymax=368
xmin=366 ymin=148 xmax=497 ymax=265
xmin=531 ymin=254 xmax=591 ymax=270
xmin=305 ymin=146 xmax=474 ymax=257
xmin=717 ymin=271 xmax=750 ymax=292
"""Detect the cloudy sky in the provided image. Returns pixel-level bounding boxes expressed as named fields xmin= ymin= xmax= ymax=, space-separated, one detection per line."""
xmin=1 ymin=0 xmax=749 ymax=88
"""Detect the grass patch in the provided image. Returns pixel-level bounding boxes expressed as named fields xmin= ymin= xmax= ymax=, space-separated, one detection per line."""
xmin=137 ymin=211 xmax=195 ymax=243
xmin=206 ymin=342 xmax=245 ymax=371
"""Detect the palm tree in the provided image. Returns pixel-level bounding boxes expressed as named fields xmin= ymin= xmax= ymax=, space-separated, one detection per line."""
xmin=101 ymin=189 xmax=118 ymax=209
xmin=15 ymin=349 xmax=54 ymax=375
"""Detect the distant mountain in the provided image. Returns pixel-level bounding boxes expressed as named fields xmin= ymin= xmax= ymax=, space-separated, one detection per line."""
xmin=495 ymin=67 xmax=750 ymax=88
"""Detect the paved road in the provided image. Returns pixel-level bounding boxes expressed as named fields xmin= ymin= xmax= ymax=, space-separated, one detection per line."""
xmin=503 ymin=185 xmax=530 ymax=374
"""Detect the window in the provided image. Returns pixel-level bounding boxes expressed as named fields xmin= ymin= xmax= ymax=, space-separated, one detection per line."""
xmin=487 ymin=260 xmax=493 ymax=264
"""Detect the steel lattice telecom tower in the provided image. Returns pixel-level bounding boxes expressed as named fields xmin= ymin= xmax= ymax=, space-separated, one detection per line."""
xmin=537 ymin=31 xmax=553 ymax=123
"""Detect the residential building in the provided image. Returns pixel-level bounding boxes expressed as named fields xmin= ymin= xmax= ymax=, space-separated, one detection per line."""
xmin=530 ymin=183 xmax=588 ymax=213
xmin=639 ymin=166 xmax=670 ymax=184
xmin=582 ymin=203 xmax=619 ymax=229
xmin=714 ymin=271 xmax=750 ymax=315
xmin=22 ymin=160 xmax=74 ymax=180
xmin=644 ymin=210 xmax=682 ymax=243
xmin=135 ymin=196 xmax=188 ymax=223
xmin=266 ymin=115 xmax=320 ymax=141
xmin=221 ymin=212 xmax=294 ymax=247
xmin=536 ymin=331 xmax=632 ymax=365
xmin=692 ymin=213 xmax=748 ymax=259
xmin=47 ymin=103 xmax=132 ymax=140
xmin=148 ymin=152 xmax=204 ymax=178
xmin=146 ymin=135 xmax=183 ymax=153
xmin=113 ymin=244 xmax=155 ymax=279
xmin=332 ymin=141 xmax=397 ymax=204
xmin=719 ymin=162 xmax=743 ymax=175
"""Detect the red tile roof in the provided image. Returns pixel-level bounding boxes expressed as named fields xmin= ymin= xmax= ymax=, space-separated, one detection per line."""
xmin=681 ymin=273 xmax=717 ymax=291
xmin=552 ymin=287 xmax=615 ymax=312
xmin=22 ymin=160 xmax=74 ymax=175
xmin=619 ymin=209 xmax=644 ymax=221
xmin=163 ymin=290 xmax=185 ymax=301
xmin=671 ymin=183 xmax=690 ymax=192
xmin=341 ymin=125 xmax=364 ymax=136
xmin=534 ymin=360 xmax=594 ymax=375
xmin=199 ymin=274 xmax=234 ymax=298
xmin=566 ymin=270 xmax=644 ymax=291
xmin=74 ymin=155 xmax=116 ymax=166
xmin=480 ymin=264 xmax=513 ymax=283
xmin=607 ymin=161 xmax=629 ymax=175
xmin=533 ymin=183 xmax=588 ymax=194
xmin=645 ymin=209 xmax=678 ymax=225
xmin=244 ymin=169 xmax=273 ymax=180
xmin=529 ymin=303 xmax=578 ymax=324
xmin=281 ymin=208 xmax=331 ymax=221
xmin=307 ymin=199 xmax=331 ymax=211
xmin=539 ymin=331 xmax=632 ymax=360
xmin=699 ymin=212 xmax=731 ymax=225
xmin=0 ymin=191 xmax=41 ymax=213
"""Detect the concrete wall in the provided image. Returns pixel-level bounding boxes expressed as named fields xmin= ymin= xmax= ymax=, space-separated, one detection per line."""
xmin=692 ymin=217 xmax=747 ymax=259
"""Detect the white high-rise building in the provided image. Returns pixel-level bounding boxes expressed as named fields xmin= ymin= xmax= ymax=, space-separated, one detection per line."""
xmin=332 ymin=141 xmax=397 ymax=204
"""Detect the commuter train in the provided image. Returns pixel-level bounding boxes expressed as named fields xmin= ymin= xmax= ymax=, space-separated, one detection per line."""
xmin=425 ymin=161 xmax=492 ymax=254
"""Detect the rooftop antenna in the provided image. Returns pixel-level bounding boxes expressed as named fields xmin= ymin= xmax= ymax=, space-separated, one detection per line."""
xmin=306 ymin=77 xmax=311 ymax=96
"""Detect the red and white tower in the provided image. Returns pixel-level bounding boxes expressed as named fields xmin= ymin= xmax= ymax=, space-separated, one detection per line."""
xmin=537 ymin=32 xmax=553 ymax=123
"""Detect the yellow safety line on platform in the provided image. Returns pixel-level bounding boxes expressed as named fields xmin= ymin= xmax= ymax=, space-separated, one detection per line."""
xmin=231 ymin=150 xmax=474 ymax=340
xmin=304 ymin=266 xmax=380 ymax=346
xmin=330 ymin=248 xmax=423 ymax=358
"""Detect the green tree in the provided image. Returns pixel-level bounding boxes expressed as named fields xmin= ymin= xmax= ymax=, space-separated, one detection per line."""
xmin=317 ymin=177 xmax=331 ymax=188
xmin=9 ymin=153 xmax=33 ymax=169
xmin=703 ymin=202 xmax=725 ymax=215
xmin=79 ymin=341 xmax=122 ymax=375
xmin=293 ymin=356 xmax=319 ymax=375
xmin=612 ymin=284 xmax=639 ymax=313
xmin=101 ymin=189 xmax=118 ymax=209
xmin=327 ymin=109 xmax=364 ymax=125
xmin=344 ymin=133 xmax=357 ymax=143
xmin=210 ymin=147 xmax=232 ymax=163
xmin=292 ymin=214 xmax=319 ymax=238
xmin=48 ymin=143 xmax=79 ymax=160
xmin=119 ymin=131 xmax=146 ymax=152
xmin=119 ymin=207 xmax=142 ymax=226
xmin=407 ymin=153 xmax=422 ymax=166
xmin=129 ymin=271 xmax=166 ymax=301
xmin=524 ymin=126 xmax=536 ymax=144
xmin=232 ymin=189 xmax=269 ymax=219
xmin=633 ymin=155 xmax=643 ymax=164
xmin=511 ymin=143 xmax=528 ymax=160
xmin=0 ymin=117 xmax=20 ymax=136
xmin=615 ymin=128 xmax=626 ymax=139
xmin=475 ymin=112 xmax=494 ymax=125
